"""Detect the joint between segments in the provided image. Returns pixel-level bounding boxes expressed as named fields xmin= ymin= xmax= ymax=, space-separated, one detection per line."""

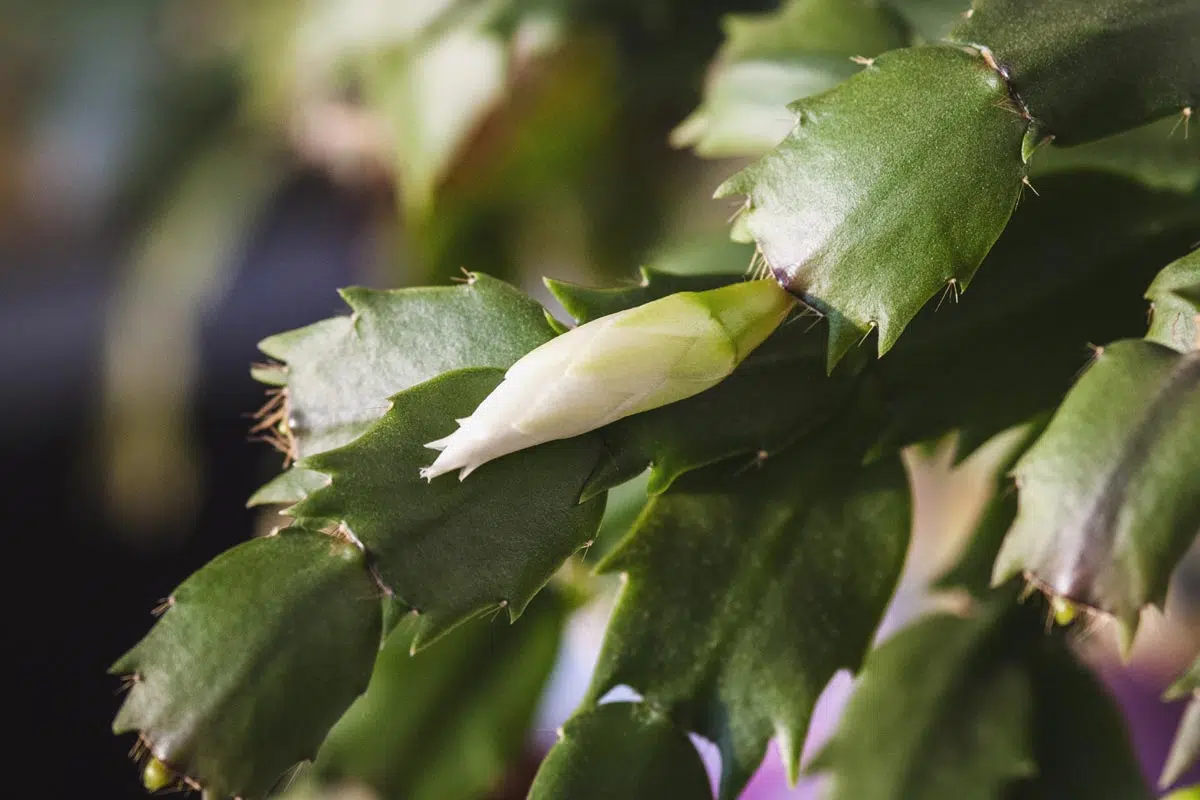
xmin=975 ymin=44 xmax=1034 ymax=123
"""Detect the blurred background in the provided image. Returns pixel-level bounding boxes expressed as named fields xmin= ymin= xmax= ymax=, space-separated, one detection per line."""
xmin=2 ymin=1 xmax=1196 ymax=797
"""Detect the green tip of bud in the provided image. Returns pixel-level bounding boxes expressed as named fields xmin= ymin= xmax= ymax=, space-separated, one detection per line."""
xmin=1050 ymin=595 xmax=1078 ymax=627
xmin=694 ymin=279 xmax=797 ymax=361
xmin=142 ymin=757 xmax=174 ymax=793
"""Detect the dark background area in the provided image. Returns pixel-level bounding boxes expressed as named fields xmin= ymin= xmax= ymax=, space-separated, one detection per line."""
xmin=4 ymin=174 xmax=372 ymax=798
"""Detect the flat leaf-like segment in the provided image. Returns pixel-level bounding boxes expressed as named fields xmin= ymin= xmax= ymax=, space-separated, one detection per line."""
xmin=301 ymin=591 xmax=567 ymax=800
xmin=247 ymin=467 xmax=330 ymax=508
xmin=256 ymin=274 xmax=555 ymax=458
xmin=528 ymin=703 xmax=712 ymax=800
xmin=110 ymin=530 xmax=382 ymax=799
xmin=1021 ymin=634 xmax=1151 ymax=799
xmin=549 ymin=270 xmax=865 ymax=495
xmin=672 ymin=0 xmax=911 ymax=157
xmin=1147 ymin=249 xmax=1200 ymax=354
xmin=809 ymin=593 xmax=1037 ymax=799
xmin=586 ymin=432 xmax=911 ymax=798
xmin=995 ymin=341 xmax=1200 ymax=631
xmin=875 ymin=172 xmax=1200 ymax=456
xmin=950 ymin=0 xmax=1200 ymax=144
xmin=810 ymin=591 xmax=1150 ymax=799
xmin=717 ymin=46 xmax=1028 ymax=365
xmin=1163 ymin=659 xmax=1200 ymax=789
xmin=293 ymin=367 xmax=606 ymax=647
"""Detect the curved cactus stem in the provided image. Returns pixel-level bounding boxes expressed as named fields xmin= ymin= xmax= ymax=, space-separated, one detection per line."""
xmin=111 ymin=529 xmax=383 ymax=799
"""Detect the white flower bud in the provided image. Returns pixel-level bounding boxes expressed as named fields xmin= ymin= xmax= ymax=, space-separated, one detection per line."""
xmin=421 ymin=279 xmax=795 ymax=480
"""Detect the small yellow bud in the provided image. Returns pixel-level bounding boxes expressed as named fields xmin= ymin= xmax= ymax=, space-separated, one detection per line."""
xmin=142 ymin=757 xmax=174 ymax=792
xmin=1050 ymin=595 xmax=1078 ymax=626
xmin=422 ymin=280 xmax=795 ymax=480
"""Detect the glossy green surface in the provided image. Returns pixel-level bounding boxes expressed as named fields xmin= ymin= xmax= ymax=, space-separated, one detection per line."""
xmin=718 ymin=45 xmax=1029 ymax=365
xmin=583 ymin=426 xmax=910 ymax=798
xmin=876 ymin=172 xmax=1200 ymax=456
xmin=951 ymin=0 xmax=1200 ymax=144
xmin=995 ymin=341 xmax=1200 ymax=634
xmin=257 ymin=273 xmax=554 ymax=458
xmin=300 ymin=591 xmax=568 ymax=800
xmin=294 ymin=368 xmax=606 ymax=648
xmin=111 ymin=530 xmax=382 ymax=799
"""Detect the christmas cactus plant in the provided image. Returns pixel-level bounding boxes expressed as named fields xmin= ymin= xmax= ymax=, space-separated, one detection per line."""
xmin=111 ymin=0 xmax=1200 ymax=797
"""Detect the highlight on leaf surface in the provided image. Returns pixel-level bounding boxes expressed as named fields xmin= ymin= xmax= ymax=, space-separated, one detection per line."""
xmin=420 ymin=279 xmax=796 ymax=481
xmin=716 ymin=45 xmax=1030 ymax=366
xmin=948 ymin=0 xmax=1200 ymax=144
xmin=671 ymin=0 xmax=911 ymax=157
xmin=993 ymin=339 xmax=1200 ymax=639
